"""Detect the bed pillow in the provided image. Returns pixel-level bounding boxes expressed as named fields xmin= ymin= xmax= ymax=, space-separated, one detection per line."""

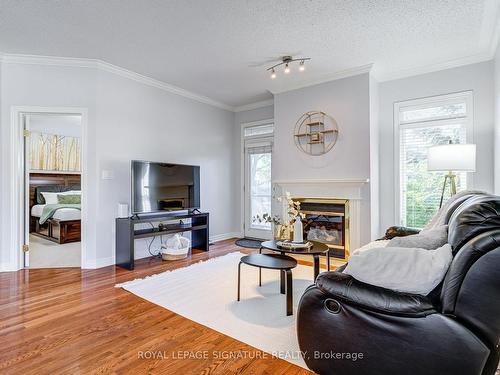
xmin=387 ymin=225 xmax=448 ymax=250
xmin=40 ymin=192 xmax=60 ymax=204
xmin=40 ymin=190 xmax=81 ymax=204
xmin=344 ymin=243 xmax=452 ymax=295
xmin=57 ymin=194 xmax=81 ymax=204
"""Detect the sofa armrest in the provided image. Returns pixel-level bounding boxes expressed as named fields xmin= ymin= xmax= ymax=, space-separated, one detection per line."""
xmin=381 ymin=225 xmax=420 ymax=240
xmin=315 ymin=271 xmax=436 ymax=317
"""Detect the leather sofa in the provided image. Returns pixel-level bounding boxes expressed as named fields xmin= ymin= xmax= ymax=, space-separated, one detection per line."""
xmin=297 ymin=193 xmax=500 ymax=375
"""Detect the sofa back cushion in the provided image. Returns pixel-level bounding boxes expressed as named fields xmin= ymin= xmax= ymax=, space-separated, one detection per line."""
xmin=448 ymin=195 xmax=500 ymax=255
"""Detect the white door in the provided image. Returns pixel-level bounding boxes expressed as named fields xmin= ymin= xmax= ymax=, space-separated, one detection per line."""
xmin=244 ymin=141 xmax=273 ymax=239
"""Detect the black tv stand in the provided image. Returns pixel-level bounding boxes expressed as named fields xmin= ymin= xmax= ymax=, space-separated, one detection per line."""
xmin=115 ymin=211 xmax=209 ymax=270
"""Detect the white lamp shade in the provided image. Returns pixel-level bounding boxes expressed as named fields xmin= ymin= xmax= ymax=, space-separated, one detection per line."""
xmin=427 ymin=144 xmax=476 ymax=172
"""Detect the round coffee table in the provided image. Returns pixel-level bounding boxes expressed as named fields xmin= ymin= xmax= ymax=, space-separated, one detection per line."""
xmin=260 ymin=240 xmax=330 ymax=280
xmin=237 ymin=253 xmax=297 ymax=316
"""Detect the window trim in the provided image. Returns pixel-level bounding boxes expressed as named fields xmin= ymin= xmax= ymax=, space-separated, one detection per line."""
xmin=393 ymin=91 xmax=474 ymax=227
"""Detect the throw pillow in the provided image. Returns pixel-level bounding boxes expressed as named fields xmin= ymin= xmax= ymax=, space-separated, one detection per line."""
xmin=344 ymin=243 xmax=452 ymax=295
xmin=352 ymin=240 xmax=389 ymax=255
xmin=57 ymin=194 xmax=81 ymax=204
xmin=387 ymin=225 xmax=448 ymax=250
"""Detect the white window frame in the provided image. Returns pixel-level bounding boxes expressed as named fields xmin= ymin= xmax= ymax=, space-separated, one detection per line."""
xmin=239 ymin=119 xmax=274 ymax=237
xmin=393 ymin=91 xmax=474 ymax=226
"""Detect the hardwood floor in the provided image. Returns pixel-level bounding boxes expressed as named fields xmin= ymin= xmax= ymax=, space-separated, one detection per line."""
xmin=0 ymin=240 xmax=315 ymax=375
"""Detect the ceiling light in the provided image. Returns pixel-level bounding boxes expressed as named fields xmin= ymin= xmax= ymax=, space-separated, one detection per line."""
xmin=266 ymin=56 xmax=310 ymax=79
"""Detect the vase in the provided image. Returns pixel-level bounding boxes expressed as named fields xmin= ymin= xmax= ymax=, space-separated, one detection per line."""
xmin=293 ymin=215 xmax=304 ymax=243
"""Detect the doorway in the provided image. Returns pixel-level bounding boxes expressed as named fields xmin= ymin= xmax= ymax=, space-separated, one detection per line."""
xmin=23 ymin=113 xmax=83 ymax=268
xmin=242 ymin=120 xmax=274 ymax=240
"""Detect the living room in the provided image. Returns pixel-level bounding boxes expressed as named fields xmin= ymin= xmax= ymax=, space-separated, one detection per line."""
xmin=0 ymin=1 xmax=499 ymax=374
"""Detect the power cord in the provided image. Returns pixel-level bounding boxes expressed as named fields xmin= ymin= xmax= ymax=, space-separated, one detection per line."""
xmin=147 ymin=222 xmax=162 ymax=257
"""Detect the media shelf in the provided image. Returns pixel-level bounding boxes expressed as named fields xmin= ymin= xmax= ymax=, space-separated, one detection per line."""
xmin=115 ymin=211 xmax=209 ymax=270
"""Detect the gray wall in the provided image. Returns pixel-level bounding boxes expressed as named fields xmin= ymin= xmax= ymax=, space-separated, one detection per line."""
xmin=0 ymin=61 xmax=237 ymax=270
xmin=378 ymin=60 xmax=495 ymax=231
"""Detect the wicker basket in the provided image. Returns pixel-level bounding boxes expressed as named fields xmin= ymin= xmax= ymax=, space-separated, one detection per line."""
xmin=161 ymin=234 xmax=190 ymax=261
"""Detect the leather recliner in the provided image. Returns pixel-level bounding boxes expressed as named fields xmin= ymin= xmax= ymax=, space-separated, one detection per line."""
xmin=297 ymin=193 xmax=500 ymax=375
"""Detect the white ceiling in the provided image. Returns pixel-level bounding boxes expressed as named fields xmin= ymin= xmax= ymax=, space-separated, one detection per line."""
xmin=0 ymin=0 xmax=499 ymax=109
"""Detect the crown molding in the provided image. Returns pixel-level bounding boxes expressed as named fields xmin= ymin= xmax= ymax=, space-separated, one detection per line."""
xmin=1 ymin=53 xmax=234 ymax=111
xmin=267 ymin=64 xmax=374 ymax=95
xmin=374 ymin=51 xmax=493 ymax=82
xmin=233 ymin=99 xmax=274 ymax=112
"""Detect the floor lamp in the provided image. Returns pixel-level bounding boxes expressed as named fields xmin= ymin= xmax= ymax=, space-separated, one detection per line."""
xmin=427 ymin=143 xmax=476 ymax=208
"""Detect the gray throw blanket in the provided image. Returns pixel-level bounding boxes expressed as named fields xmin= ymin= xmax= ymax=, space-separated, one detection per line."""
xmin=40 ymin=204 xmax=81 ymax=224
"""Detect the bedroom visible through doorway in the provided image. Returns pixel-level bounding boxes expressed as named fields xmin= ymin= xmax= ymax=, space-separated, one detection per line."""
xmin=23 ymin=113 xmax=83 ymax=268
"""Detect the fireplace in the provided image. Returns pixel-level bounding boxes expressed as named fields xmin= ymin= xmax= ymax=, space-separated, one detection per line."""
xmin=296 ymin=198 xmax=349 ymax=259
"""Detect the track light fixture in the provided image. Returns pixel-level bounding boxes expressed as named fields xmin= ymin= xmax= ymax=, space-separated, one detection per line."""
xmin=267 ymin=56 xmax=311 ymax=79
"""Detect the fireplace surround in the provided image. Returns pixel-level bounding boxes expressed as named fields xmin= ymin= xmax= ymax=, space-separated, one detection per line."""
xmin=273 ymin=178 xmax=370 ymax=258
xmin=296 ymin=198 xmax=349 ymax=259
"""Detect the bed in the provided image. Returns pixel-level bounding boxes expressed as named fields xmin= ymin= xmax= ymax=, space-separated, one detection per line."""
xmin=29 ymin=173 xmax=81 ymax=244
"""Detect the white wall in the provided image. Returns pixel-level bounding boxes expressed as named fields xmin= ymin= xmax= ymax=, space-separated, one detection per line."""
xmin=29 ymin=114 xmax=81 ymax=137
xmin=0 ymin=61 xmax=237 ymax=270
xmin=378 ymin=61 xmax=495 ymax=231
xmin=495 ymin=42 xmax=500 ymax=195
xmin=273 ymin=73 xmax=373 ymax=245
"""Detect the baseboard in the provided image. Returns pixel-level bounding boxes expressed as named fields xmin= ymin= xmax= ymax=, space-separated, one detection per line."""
xmin=0 ymin=262 xmax=18 ymax=272
xmin=209 ymin=232 xmax=241 ymax=243
xmin=82 ymin=256 xmax=115 ymax=269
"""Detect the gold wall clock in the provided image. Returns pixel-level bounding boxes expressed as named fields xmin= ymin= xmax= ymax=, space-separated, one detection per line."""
xmin=294 ymin=111 xmax=339 ymax=156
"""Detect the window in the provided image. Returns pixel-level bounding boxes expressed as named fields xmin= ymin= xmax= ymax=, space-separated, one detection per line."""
xmin=244 ymin=123 xmax=274 ymax=137
xmin=395 ymin=92 xmax=473 ymax=229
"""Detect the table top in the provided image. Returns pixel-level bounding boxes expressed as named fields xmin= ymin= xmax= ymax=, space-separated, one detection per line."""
xmin=261 ymin=240 xmax=329 ymax=255
xmin=240 ymin=254 xmax=297 ymax=270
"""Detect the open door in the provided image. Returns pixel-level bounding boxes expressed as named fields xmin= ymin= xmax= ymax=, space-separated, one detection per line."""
xmin=22 ymin=113 xmax=83 ymax=268
xmin=244 ymin=140 xmax=273 ymax=240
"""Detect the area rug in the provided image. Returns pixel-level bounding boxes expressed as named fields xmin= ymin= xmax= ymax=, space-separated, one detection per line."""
xmin=116 ymin=252 xmax=315 ymax=368
xmin=234 ymin=238 xmax=262 ymax=249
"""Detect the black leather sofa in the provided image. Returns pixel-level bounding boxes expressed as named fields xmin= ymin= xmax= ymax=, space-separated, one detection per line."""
xmin=297 ymin=193 xmax=500 ymax=375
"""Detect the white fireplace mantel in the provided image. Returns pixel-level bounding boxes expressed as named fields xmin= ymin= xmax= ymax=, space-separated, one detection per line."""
xmin=272 ymin=178 xmax=369 ymax=201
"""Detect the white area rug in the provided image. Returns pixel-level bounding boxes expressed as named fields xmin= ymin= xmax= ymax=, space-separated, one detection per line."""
xmin=116 ymin=252 xmax=316 ymax=369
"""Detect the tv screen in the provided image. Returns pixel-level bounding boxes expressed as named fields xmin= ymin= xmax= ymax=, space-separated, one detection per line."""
xmin=131 ymin=161 xmax=200 ymax=214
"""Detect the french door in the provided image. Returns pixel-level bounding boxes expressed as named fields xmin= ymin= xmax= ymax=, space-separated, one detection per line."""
xmin=244 ymin=140 xmax=273 ymax=240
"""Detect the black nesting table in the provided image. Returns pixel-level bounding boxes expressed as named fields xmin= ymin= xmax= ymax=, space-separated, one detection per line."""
xmin=260 ymin=240 xmax=330 ymax=280
xmin=237 ymin=253 xmax=297 ymax=316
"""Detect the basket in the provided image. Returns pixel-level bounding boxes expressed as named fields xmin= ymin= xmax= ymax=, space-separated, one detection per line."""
xmin=161 ymin=234 xmax=190 ymax=261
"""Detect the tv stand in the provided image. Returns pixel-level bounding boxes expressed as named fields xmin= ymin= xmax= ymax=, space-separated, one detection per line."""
xmin=115 ymin=211 xmax=209 ymax=270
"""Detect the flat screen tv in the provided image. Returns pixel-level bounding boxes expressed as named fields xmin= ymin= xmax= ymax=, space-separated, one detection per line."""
xmin=131 ymin=160 xmax=200 ymax=214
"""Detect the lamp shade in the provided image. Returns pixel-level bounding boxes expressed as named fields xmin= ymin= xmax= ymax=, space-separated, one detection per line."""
xmin=427 ymin=144 xmax=476 ymax=172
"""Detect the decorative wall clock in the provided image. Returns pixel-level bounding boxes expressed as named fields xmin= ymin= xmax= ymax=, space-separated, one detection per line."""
xmin=294 ymin=111 xmax=339 ymax=156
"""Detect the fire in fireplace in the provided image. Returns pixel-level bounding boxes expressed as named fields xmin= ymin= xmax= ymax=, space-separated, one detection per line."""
xmin=295 ymin=198 xmax=349 ymax=259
